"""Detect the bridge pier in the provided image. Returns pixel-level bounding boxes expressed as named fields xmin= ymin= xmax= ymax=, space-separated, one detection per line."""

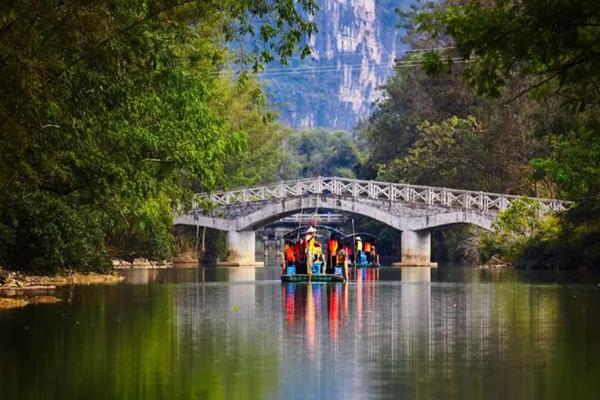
xmin=394 ymin=230 xmax=437 ymax=267
xmin=219 ymin=230 xmax=262 ymax=267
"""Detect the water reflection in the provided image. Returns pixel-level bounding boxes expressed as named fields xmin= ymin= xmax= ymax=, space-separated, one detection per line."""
xmin=400 ymin=266 xmax=431 ymax=283
xmin=281 ymin=283 xmax=349 ymax=349
xmin=1 ymin=268 xmax=600 ymax=399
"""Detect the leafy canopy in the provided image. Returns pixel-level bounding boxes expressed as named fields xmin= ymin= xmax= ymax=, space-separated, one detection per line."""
xmin=415 ymin=0 xmax=600 ymax=107
xmin=0 ymin=0 xmax=317 ymax=271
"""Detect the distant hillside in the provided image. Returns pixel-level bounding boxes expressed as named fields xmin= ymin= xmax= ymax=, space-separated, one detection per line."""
xmin=261 ymin=0 xmax=411 ymax=130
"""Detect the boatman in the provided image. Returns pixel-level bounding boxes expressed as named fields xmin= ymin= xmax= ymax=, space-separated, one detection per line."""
xmin=305 ymin=226 xmax=317 ymax=275
xmin=327 ymin=233 xmax=338 ymax=273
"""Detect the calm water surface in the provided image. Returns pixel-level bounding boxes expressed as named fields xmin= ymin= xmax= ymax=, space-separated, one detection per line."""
xmin=1 ymin=266 xmax=600 ymax=399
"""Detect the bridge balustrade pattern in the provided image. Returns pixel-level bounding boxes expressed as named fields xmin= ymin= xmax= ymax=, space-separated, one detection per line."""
xmin=195 ymin=176 xmax=568 ymax=214
xmin=181 ymin=177 xmax=569 ymax=266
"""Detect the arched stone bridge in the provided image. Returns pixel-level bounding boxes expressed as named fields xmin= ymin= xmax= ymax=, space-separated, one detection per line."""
xmin=175 ymin=177 xmax=569 ymax=266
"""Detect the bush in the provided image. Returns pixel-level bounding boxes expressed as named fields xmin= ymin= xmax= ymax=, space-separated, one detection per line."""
xmin=0 ymin=190 xmax=109 ymax=272
xmin=479 ymin=198 xmax=561 ymax=268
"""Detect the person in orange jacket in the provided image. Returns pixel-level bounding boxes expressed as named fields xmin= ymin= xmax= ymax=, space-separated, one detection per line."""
xmin=327 ymin=233 xmax=339 ymax=273
xmin=282 ymin=241 xmax=296 ymax=274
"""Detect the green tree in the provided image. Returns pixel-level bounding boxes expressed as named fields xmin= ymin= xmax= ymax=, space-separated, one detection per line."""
xmin=214 ymin=77 xmax=291 ymax=187
xmin=284 ymin=128 xmax=360 ymax=178
xmin=414 ymin=0 xmax=600 ymax=268
xmin=415 ymin=0 xmax=600 ymax=107
xmin=387 ymin=116 xmax=485 ymax=189
xmin=357 ymin=58 xmax=474 ymax=179
xmin=480 ymin=198 xmax=560 ymax=266
xmin=0 ymin=0 xmax=317 ymax=271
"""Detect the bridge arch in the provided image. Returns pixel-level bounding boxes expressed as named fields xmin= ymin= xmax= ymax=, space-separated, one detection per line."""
xmin=175 ymin=195 xmax=495 ymax=232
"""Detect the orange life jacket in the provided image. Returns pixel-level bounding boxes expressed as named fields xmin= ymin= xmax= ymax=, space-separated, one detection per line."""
xmin=327 ymin=239 xmax=338 ymax=254
xmin=364 ymin=241 xmax=372 ymax=252
xmin=284 ymin=247 xmax=295 ymax=262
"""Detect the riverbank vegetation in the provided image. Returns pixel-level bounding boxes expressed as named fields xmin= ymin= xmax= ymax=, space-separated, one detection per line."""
xmin=0 ymin=0 xmax=317 ymax=272
xmin=356 ymin=0 xmax=599 ymax=268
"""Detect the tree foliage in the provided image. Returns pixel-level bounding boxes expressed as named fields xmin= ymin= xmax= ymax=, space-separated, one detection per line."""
xmin=214 ymin=77 xmax=292 ymax=187
xmin=415 ymin=0 xmax=600 ymax=107
xmin=480 ymin=198 xmax=560 ymax=265
xmin=0 ymin=0 xmax=316 ymax=271
xmin=357 ymin=60 xmax=474 ymax=179
xmin=413 ymin=0 xmax=600 ymax=268
xmin=387 ymin=116 xmax=485 ymax=188
xmin=283 ymin=128 xmax=360 ymax=179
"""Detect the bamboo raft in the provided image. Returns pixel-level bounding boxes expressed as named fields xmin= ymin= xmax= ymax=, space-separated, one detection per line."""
xmin=354 ymin=263 xmax=380 ymax=269
xmin=281 ymin=274 xmax=345 ymax=283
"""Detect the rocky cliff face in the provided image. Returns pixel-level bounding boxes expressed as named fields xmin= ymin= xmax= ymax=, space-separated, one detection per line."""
xmin=262 ymin=0 xmax=409 ymax=130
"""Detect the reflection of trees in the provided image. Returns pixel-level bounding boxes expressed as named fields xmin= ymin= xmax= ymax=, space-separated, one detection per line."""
xmin=1 ymin=276 xmax=598 ymax=399
xmin=0 ymin=285 xmax=278 ymax=400
xmin=366 ymin=281 xmax=574 ymax=398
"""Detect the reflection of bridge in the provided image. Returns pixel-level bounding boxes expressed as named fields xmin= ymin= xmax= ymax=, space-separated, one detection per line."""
xmin=175 ymin=176 xmax=569 ymax=266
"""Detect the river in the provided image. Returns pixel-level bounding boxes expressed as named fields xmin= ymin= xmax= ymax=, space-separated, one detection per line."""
xmin=1 ymin=266 xmax=599 ymax=399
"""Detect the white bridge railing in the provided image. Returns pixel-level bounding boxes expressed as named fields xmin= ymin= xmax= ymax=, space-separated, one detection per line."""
xmin=197 ymin=176 xmax=569 ymax=213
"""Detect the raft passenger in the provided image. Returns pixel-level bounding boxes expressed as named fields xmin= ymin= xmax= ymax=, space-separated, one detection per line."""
xmin=336 ymin=248 xmax=349 ymax=281
xmin=370 ymin=244 xmax=379 ymax=267
xmin=327 ymin=234 xmax=338 ymax=274
xmin=314 ymin=241 xmax=325 ymax=274
xmin=283 ymin=241 xmax=296 ymax=274
xmin=294 ymin=240 xmax=304 ymax=273
xmin=364 ymin=241 xmax=372 ymax=264
xmin=355 ymin=236 xmax=364 ymax=265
